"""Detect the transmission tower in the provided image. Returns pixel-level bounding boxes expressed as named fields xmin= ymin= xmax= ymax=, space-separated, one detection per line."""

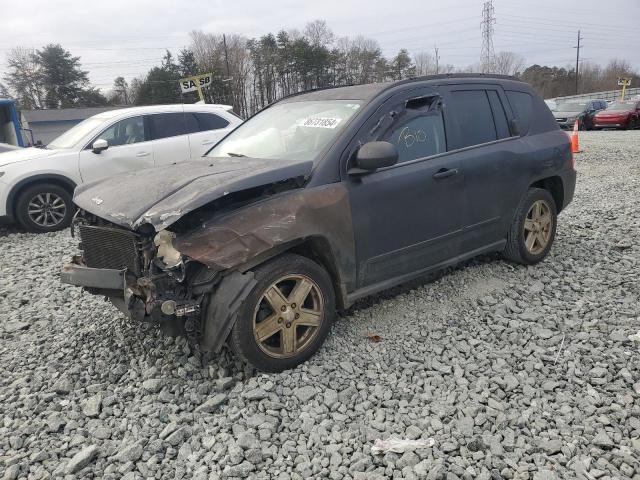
xmin=480 ymin=0 xmax=496 ymax=73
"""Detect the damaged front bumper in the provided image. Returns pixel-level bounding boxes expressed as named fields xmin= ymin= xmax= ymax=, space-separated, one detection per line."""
xmin=60 ymin=259 xmax=256 ymax=354
xmin=60 ymin=259 xmax=199 ymax=328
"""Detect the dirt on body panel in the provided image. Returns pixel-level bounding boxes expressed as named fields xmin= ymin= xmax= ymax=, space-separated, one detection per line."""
xmin=174 ymin=183 xmax=357 ymax=292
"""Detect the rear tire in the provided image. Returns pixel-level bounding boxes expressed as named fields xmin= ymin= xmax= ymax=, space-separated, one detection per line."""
xmin=228 ymin=253 xmax=335 ymax=372
xmin=503 ymin=188 xmax=557 ymax=265
xmin=15 ymin=183 xmax=74 ymax=233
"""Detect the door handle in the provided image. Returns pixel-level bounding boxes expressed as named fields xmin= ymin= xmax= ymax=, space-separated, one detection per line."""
xmin=136 ymin=152 xmax=150 ymax=157
xmin=201 ymin=140 xmax=215 ymax=145
xmin=433 ymin=168 xmax=458 ymax=179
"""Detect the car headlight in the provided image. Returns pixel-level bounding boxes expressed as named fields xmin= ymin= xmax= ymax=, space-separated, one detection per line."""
xmin=154 ymin=230 xmax=182 ymax=268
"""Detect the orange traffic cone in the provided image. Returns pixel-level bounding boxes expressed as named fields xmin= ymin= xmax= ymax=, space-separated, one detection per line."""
xmin=570 ymin=120 xmax=581 ymax=153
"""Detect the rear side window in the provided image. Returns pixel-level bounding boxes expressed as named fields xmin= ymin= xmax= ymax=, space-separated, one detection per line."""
xmin=449 ymin=90 xmax=497 ymax=148
xmin=150 ymin=113 xmax=187 ymax=140
xmin=486 ymin=90 xmax=511 ymax=139
xmin=506 ymin=91 xmax=533 ymax=134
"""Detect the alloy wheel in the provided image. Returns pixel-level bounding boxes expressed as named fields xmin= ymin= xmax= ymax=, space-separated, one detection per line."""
xmin=253 ymin=274 xmax=324 ymax=359
xmin=27 ymin=192 xmax=67 ymax=228
xmin=523 ymin=199 xmax=553 ymax=255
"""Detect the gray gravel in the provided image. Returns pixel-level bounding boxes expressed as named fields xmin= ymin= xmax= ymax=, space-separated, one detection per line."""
xmin=1 ymin=131 xmax=639 ymax=479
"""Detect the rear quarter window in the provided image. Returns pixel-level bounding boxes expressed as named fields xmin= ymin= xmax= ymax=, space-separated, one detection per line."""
xmin=506 ymin=91 xmax=533 ymax=134
xmin=195 ymin=112 xmax=230 ymax=131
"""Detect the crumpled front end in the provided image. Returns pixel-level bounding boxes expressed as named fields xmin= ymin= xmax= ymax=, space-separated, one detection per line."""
xmin=60 ymin=182 xmax=355 ymax=353
xmin=60 ymin=212 xmax=221 ymax=342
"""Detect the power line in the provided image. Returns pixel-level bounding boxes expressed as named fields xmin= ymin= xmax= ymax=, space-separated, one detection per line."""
xmin=498 ymin=10 xmax=636 ymax=32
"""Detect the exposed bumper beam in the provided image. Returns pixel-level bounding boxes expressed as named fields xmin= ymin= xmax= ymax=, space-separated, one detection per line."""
xmin=60 ymin=263 xmax=125 ymax=290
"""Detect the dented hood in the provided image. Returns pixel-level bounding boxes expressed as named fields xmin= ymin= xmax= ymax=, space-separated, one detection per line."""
xmin=73 ymin=157 xmax=313 ymax=230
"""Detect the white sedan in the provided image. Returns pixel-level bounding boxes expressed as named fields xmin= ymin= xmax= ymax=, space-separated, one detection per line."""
xmin=0 ymin=104 xmax=242 ymax=232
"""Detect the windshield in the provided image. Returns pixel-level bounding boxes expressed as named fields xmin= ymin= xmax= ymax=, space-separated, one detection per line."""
xmin=47 ymin=117 xmax=107 ymax=149
xmin=606 ymin=102 xmax=633 ymax=111
xmin=558 ymin=103 xmax=587 ymax=112
xmin=207 ymin=100 xmax=362 ymax=161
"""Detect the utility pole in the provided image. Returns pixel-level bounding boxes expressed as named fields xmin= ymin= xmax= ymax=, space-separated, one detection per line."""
xmin=434 ymin=45 xmax=440 ymax=74
xmin=480 ymin=0 xmax=496 ymax=73
xmin=573 ymin=30 xmax=583 ymax=95
xmin=223 ymin=34 xmax=232 ymax=104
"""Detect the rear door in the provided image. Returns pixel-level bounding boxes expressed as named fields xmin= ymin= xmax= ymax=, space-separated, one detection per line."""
xmin=185 ymin=112 xmax=234 ymax=158
xmin=441 ymin=84 xmax=524 ymax=252
xmin=78 ymin=115 xmax=154 ymax=183
xmin=148 ymin=112 xmax=191 ymax=166
xmin=345 ymin=88 xmax=465 ymax=288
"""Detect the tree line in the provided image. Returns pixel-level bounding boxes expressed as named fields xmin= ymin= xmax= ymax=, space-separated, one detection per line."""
xmin=2 ymin=19 xmax=638 ymax=116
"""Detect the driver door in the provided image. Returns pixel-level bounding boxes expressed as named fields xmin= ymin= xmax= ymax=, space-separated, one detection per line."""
xmin=79 ymin=115 xmax=154 ymax=184
xmin=344 ymin=88 xmax=465 ymax=288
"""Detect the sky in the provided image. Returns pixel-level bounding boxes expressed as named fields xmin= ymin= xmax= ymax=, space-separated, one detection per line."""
xmin=1 ymin=0 xmax=638 ymax=92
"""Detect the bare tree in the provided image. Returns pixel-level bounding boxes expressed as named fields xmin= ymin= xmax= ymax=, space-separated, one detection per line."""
xmin=493 ymin=51 xmax=525 ymax=76
xmin=414 ymin=51 xmax=435 ymax=76
xmin=303 ymin=20 xmax=334 ymax=47
xmin=3 ymin=47 xmax=44 ymax=108
xmin=189 ymin=31 xmax=251 ymax=115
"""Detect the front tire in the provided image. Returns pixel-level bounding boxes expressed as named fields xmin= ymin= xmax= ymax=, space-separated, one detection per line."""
xmin=503 ymin=188 xmax=557 ymax=265
xmin=228 ymin=254 xmax=335 ymax=372
xmin=15 ymin=183 xmax=74 ymax=233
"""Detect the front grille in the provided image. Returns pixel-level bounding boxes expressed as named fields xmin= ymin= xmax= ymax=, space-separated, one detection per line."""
xmin=79 ymin=225 xmax=142 ymax=275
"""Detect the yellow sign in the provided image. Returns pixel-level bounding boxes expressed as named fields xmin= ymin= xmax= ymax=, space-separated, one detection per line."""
xmin=179 ymin=73 xmax=213 ymax=102
xmin=617 ymin=77 xmax=631 ymax=101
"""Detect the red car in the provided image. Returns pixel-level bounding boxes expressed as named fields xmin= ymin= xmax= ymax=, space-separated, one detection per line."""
xmin=593 ymin=101 xmax=640 ymax=129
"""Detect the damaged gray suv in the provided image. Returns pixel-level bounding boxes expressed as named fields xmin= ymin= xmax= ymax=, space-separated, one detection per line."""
xmin=61 ymin=74 xmax=576 ymax=372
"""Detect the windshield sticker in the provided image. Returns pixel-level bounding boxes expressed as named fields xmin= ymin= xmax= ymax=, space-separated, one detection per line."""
xmin=301 ymin=117 xmax=342 ymax=129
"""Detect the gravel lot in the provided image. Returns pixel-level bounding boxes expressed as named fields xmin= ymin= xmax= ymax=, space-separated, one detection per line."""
xmin=1 ymin=131 xmax=639 ymax=480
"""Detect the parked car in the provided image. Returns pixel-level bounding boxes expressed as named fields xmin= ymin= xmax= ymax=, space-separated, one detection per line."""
xmin=0 ymin=142 xmax=20 ymax=153
xmin=593 ymin=101 xmax=640 ymax=130
xmin=61 ymin=74 xmax=576 ymax=372
xmin=0 ymin=104 xmax=242 ymax=232
xmin=553 ymin=99 xmax=607 ymax=130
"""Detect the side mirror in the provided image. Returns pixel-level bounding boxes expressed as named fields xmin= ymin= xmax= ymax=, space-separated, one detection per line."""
xmin=509 ymin=119 xmax=520 ymax=136
xmin=349 ymin=141 xmax=398 ymax=175
xmin=92 ymin=139 xmax=108 ymax=154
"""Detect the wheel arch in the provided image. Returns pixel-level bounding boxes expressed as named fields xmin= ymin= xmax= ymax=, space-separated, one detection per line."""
xmin=530 ymin=175 xmax=564 ymax=213
xmin=7 ymin=174 xmax=77 ymax=217
xmin=233 ymin=235 xmax=349 ymax=310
